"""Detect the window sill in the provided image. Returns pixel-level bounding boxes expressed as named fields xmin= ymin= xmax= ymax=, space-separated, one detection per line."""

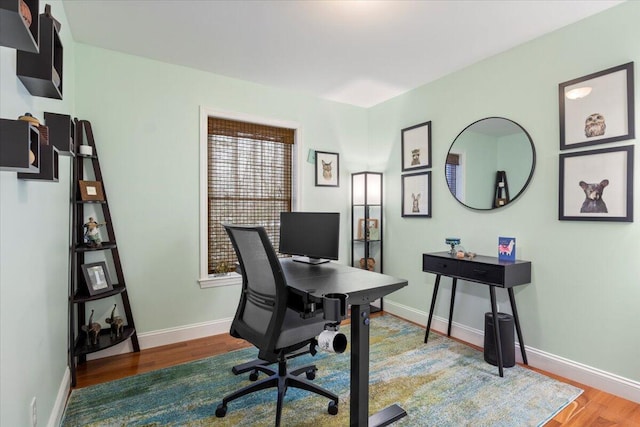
xmin=198 ymin=272 xmax=242 ymax=289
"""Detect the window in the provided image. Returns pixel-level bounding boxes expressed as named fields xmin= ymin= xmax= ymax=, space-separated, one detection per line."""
xmin=204 ymin=115 xmax=295 ymax=281
xmin=445 ymin=153 xmax=461 ymax=198
xmin=444 ymin=153 xmax=464 ymax=203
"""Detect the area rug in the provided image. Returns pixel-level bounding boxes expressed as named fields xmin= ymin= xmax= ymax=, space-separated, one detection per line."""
xmin=61 ymin=315 xmax=582 ymax=426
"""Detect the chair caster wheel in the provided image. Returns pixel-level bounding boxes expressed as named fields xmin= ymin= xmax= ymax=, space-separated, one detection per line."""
xmin=215 ymin=404 xmax=227 ymax=418
xmin=249 ymin=370 xmax=259 ymax=381
xmin=328 ymin=401 xmax=338 ymax=415
xmin=306 ymin=370 xmax=316 ymax=380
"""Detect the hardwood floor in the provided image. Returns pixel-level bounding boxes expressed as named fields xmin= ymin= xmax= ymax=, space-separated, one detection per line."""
xmin=73 ymin=314 xmax=640 ymax=426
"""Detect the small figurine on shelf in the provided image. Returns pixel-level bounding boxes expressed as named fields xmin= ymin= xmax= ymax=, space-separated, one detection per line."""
xmin=445 ymin=237 xmax=461 ymax=256
xmin=81 ymin=309 xmax=101 ymax=346
xmin=83 ymin=217 xmax=106 ymax=247
xmin=359 ymin=257 xmax=376 ymax=271
xmin=105 ymin=304 xmax=124 ymax=340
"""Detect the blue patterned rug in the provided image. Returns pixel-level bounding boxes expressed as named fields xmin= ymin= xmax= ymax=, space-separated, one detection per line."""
xmin=61 ymin=315 xmax=582 ymax=426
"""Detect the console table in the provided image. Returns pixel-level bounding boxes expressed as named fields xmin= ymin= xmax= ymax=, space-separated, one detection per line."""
xmin=422 ymin=252 xmax=531 ymax=377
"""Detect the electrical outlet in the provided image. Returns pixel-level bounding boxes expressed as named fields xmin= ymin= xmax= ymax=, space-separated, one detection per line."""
xmin=30 ymin=397 xmax=37 ymax=427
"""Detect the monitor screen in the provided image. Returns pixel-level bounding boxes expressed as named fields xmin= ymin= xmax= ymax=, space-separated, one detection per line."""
xmin=279 ymin=212 xmax=340 ymax=264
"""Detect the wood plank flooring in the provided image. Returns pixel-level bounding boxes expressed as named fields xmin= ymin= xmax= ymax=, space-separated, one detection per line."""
xmin=73 ymin=314 xmax=640 ymax=426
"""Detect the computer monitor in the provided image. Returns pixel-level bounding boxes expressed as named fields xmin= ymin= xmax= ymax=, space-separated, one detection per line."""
xmin=279 ymin=212 xmax=340 ymax=264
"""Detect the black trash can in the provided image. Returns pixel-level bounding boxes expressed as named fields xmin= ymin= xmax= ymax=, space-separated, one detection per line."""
xmin=484 ymin=312 xmax=515 ymax=368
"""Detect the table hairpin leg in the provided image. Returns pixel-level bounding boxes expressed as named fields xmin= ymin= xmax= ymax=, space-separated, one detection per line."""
xmin=508 ymin=287 xmax=528 ymax=365
xmin=424 ymin=275 xmax=441 ymax=343
xmin=448 ymin=278 xmax=457 ymax=337
xmin=489 ymin=286 xmax=504 ymax=377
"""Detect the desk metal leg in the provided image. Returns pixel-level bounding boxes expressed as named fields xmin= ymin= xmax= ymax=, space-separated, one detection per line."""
xmin=448 ymin=278 xmax=457 ymax=337
xmin=489 ymin=286 xmax=504 ymax=377
xmin=351 ymin=303 xmax=369 ymax=426
xmin=424 ymin=275 xmax=441 ymax=343
xmin=508 ymin=288 xmax=528 ymax=365
xmin=351 ymin=304 xmax=406 ymax=427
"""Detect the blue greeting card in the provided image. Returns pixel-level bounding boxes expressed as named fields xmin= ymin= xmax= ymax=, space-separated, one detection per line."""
xmin=498 ymin=237 xmax=516 ymax=261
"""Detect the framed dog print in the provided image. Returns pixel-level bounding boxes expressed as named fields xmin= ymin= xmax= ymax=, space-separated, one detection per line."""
xmin=81 ymin=261 xmax=114 ymax=296
xmin=315 ymin=151 xmax=339 ymax=187
xmin=402 ymin=171 xmax=431 ymax=217
xmin=559 ymin=145 xmax=633 ymax=222
xmin=559 ymin=62 xmax=635 ymax=150
xmin=401 ymin=121 xmax=432 ymax=171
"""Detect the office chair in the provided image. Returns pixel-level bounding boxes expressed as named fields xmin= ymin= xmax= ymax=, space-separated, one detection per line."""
xmin=215 ymin=224 xmax=339 ymax=426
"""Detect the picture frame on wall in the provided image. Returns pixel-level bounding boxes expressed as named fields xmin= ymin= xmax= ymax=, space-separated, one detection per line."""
xmin=401 ymin=121 xmax=432 ymax=171
xmin=401 ymin=171 xmax=431 ymax=217
xmin=81 ymin=261 xmax=114 ymax=296
xmin=559 ymin=62 xmax=635 ymax=150
xmin=315 ymin=151 xmax=339 ymax=187
xmin=559 ymin=145 xmax=633 ymax=222
xmin=78 ymin=180 xmax=105 ymax=201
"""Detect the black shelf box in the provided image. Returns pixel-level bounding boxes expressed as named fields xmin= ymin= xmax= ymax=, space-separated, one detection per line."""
xmin=18 ymin=144 xmax=58 ymax=181
xmin=16 ymin=7 xmax=62 ymax=99
xmin=0 ymin=0 xmax=39 ymax=52
xmin=0 ymin=118 xmax=40 ymax=172
xmin=44 ymin=112 xmax=73 ymax=155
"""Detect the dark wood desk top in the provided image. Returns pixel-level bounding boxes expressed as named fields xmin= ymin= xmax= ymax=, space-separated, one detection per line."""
xmin=423 ymin=251 xmax=531 ymax=288
xmin=281 ymin=258 xmax=408 ymax=305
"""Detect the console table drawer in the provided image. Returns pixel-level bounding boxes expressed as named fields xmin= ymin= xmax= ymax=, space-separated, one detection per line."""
xmin=422 ymin=255 xmax=458 ymax=275
xmin=458 ymin=262 xmax=505 ymax=286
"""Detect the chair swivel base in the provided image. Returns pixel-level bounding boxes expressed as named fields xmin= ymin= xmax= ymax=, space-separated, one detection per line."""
xmin=215 ymin=360 xmax=338 ymax=426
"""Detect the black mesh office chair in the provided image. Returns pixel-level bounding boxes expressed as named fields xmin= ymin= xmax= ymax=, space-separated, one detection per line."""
xmin=215 ymin=224 xmax=339 ymax=426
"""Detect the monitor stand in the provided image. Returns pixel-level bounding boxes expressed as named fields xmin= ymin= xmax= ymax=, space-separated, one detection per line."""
xmin=292 ymin=256 xmax=330 ymax=265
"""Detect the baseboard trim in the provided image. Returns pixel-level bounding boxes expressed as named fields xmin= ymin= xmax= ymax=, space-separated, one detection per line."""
xmin=48 ymin=367 xmax=70 ymax=427
xmin=383 ymin=299 xmax=640 ymax=404
xmin=86 ymin=317 xmax=234 ymax=360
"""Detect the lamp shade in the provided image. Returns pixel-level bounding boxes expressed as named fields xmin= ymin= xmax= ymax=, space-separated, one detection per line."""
xmin=352 ymin=171 xmax=382 ymax=205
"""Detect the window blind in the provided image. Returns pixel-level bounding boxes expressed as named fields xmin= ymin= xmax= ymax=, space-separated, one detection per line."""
xmin=445 ymin=153 xmax=459 ymax=195
xmin=208 ymin=118 xmax=294 ymax=274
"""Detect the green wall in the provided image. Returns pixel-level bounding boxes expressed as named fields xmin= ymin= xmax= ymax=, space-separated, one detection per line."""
xmin=1 ymin=2 xmax=639 ymax=425
xmin=370 ymin=1 xmax=640 ymax=382
xmin=71 ymin=44 xmax=368 ymax=334
xmin=0 ymin=2 xmax=75 ymax=425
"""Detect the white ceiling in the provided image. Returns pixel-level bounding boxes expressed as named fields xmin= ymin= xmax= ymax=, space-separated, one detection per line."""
xmin=61 ymin=0 xmax=624 ymax=108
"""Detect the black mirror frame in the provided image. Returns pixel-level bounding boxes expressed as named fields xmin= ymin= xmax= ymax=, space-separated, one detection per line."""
xmin=445 ymin=117 xmax=536 ymax=211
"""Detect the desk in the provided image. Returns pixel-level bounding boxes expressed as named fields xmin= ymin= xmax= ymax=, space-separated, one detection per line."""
xmin=282 ymin=259 xmax=408 ymax=427
xmin=422 ymin=252 xmax=531 ymax=377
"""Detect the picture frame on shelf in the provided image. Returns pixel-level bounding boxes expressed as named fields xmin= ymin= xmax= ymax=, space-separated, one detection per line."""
xmin=78 ymin=180 xmax=104 ymax=201
xmin=401 ymin=171 xmax=432 ymax=217
xmin=401 ymin=121 xmax=432 ymax=171
xmin=315 ymin=151 xmax=339 ymax=187
xmin=559 ymin=145 xmax=633 ymax=222
xmin=81 ymin=261 xmax=113 ymax=296
xmin=559 ymin=62 xmax=635 ymax=150
xmin=357 ymin=218 xmax=379 ymax=240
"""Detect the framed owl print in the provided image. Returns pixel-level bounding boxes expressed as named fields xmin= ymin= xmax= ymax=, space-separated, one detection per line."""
xmin=559 ymin=62 xmax=635 ymax=150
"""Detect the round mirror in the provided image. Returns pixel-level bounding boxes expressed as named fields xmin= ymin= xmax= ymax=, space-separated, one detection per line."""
xmin=446 ymin=117 xmax=536 ymax=210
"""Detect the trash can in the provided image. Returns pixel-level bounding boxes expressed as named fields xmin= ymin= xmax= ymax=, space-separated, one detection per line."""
xmin=484 ymin=312 xmax=515 ymax=368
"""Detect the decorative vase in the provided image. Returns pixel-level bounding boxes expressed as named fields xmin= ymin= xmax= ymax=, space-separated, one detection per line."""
xmin=20 ymin=0 xmax=32 ymax=28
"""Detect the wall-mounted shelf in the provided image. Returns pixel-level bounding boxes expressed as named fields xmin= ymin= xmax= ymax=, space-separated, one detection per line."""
xmin=18 ymin=144 xmax=58 ymax=181
xmin=44 ymin=112 xmax=74 ymax=155
xmin=0 ymin=0 xmax=39 ymax=53
xmin=16 ymin=5 xmax=63 ymax=99
xmin=0 ymin=118 xmax=40 ymax=173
